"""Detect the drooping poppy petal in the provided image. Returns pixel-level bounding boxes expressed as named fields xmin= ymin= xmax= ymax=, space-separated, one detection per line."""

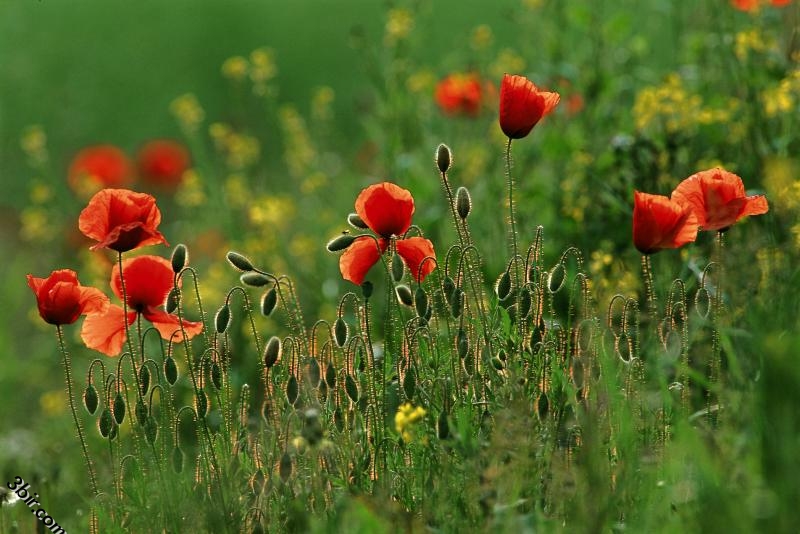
xmin=80 ymin=305 xmax=136 ymax=356
xmin=499 ymin=74 xmax=560 ymax=139
xmin=111 ymin=255 xmax=174 ymax=311
xmin=633 ymin=191 xmax=699 ymax=255
xmin=78 ymin=188 xmax=168 ymax=252
xmin=143 ymin=309 xmax=204 ymax=343
xmin=396 ymin=237 xmax=436 ymax=282
xmin=671 ymin=168 xmax=769 ymax=232
xmin=68 ymin=145 xmax=134 ymax=196
xmin=27 ymin=269 xmax=109 ymax=326
xmin=339 ymin=236 xmax=387 ymax=285
xmin=355 ymin=182 xmax=414 ymax=238
xmin=137 ymin=139 xmax=191 ymax=189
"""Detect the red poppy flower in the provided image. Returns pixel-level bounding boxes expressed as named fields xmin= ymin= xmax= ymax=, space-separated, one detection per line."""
xmin=499 ymin=74 xmax=560 ymax=139
xmin=633 ymin=191 xmax=699 ymax=255
xmin=27 ymin=269 xmax=109 ymax=326
xmin=81 ymin=255 xmax=203 ymax=356
xmin=337 ymin=182 xmax=436 ymax=285
xmin=435 ymin=73 xmax=483 ymax=116
xmin=671 ymin=168 xmax=769 ymax=232
xmin=78 ymin=188 xmax=169 ymax=252
xmin=137 ymin=139 xmax=191 ymax=189
xmin=68 ymin=145 xmax=134 ymax=196
xmin=732 ymin=0 xmax=790 ymax=10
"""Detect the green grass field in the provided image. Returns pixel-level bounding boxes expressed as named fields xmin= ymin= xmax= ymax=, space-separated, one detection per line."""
xmin=2 ymin=1 xmax=799 ymax=532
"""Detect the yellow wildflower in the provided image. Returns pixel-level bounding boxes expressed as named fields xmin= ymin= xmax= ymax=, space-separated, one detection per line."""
xmin=176 ymin=169 xmax=207 ymax=208
xmin=470 ymin=24 xmax=493 ymax=50
xmin=170 ymin=93 xmax=205 ymax=134
xmin=20 ymin=125 xmax=48 ymax=166
xmin=385 ymin=8 xmax=414 ymax=46
xmin=222 ymin=55 xmax=249 ymax=82
xmin=395 ymin=402 xmax=426 ymax=443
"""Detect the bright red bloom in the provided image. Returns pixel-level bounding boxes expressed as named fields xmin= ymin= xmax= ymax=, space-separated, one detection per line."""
xmin=671 ymin=168 xmax=769 ymax=232
xmin=499 ymin=74 xmax=560 ymax=139
xmin=68 ymin=145 xmax=134 ymax=195
xmin=732 ymin=0 xmax=790 ymax=10
xmin=27 ymin=269 xmax=109 ymax=326
xmin=633 ymin=191 xmax=699 ymax=255
xmin=435 ymin=73 xmax=484 ymax=116
xmin=338 ymin=182 xmax=436 ymax=285
xmin=78 ymin=188 xmax=168 ymax=252
xmin=137 ymin=139 xmax=191 ymax=189
xmin=81 ymin=255 xmax=203 ymax=356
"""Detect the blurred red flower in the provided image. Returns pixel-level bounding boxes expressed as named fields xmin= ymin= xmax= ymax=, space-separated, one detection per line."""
xmin=435 ymin=73 xmax=484 ymax=116
xmin=633 ymin=191 xmax=699 ymax=255
xmin=137 ymin=139 xmax=191 ymax=189
xmin=671 ymin=168 xmax=769 ymax=232
xmin=68 ymin=145 xmax=134 ymax=196
xmin=338 ymin=182 xmax=435 ymax=285
xmin=27 ymin=269 xmax=109 ymax=326
xmin=78 ymin=189 xmax=168 ymax=252
xmin=81 ymin=255 xmax=203 ymax=356
xmin=732 ymin=0 xmax=791 ymax=9
xmin=499 ymin=74 xmax=560 ymax=139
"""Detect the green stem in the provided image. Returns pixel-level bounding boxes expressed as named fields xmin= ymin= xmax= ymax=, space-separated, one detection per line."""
xmin=504 ymin=138 xmax=520 ymax=284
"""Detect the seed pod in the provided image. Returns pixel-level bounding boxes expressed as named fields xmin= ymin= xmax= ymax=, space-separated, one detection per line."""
xmin=113 ymin=392 xmax=126 ymax=424
xmin=164 ymin=356 xmax=179 ymax=385
xmin=403 ymin=369 xmax=416 ymax=400
xmin=450 ymin=287 xmax=464 ymax=318
xmin=361 ymin=281 xmax=373 ymax=300
xmin=443 ymin=276 xmax=456 ymax=305
xmin=108 ymin=421 xmax=118 ymax=440
xmin=279 ymin=451 xmax=292 ymax=482
xmin=139 ymin=365 xmax=150 ymax=396
xmin=263 ymin=336 xmax=281 ymax=368
xmin=391 ymin=253 xmax=405 ymax=282
xmin=171 ymin=446 xmax=184 ymax=473
xmin=495 ymin=270 xmax=512 ymax=300
xmin=226 ymin=251 xmax=255 ymax=272
xmin=325 ymin=361 xmax=337 ymax=388
xmin=455 ymin=186 xmax=471 ymax=220
xmin=286 ymin=375 xmax=299 ymax=405
xmin=83 ymin=384 xmax=99 ymax=415
xmin=326 ymin=234 xmax=357 ymax=252
xmin=347 ymin=213 xmax=369 ymax=229
xmin=437 ymin=409 xmax=450 ymax=440
xmin=171 ymin=243 xmax=188 ymax=274
xmin=211 ymin=361 xmax=223 ymax=390
xmin=345 ymin=374 xmax=359 ymax=403
xmin=196 ymin=390 xmax=208 ymax=418
xmin=165 ymin=287 xmax=180 ymax=314
xmin=307 ymin=358 xmax=321 ymax=387
xmin=261 ymin=286 xmax=278 ymax=316
xmin=215 ymin=303 xmax=231 ymax=334
xmin=414 ymin=287 xmax=428 ymax=318
xmin=457 ymin=329 xmax=469 ymax=359
xmin=395 ymin=284 xmax=413 ymax=306
xmin=135 ymin=398 xmax=148 ymax=426
xmin=240 ymin=272 xmax=271 ymax=287
xmin=98 ymin=408 xmax=113 ymax=438
xmin=144 ymin=417 xmax=158 ymax=444
xmin=436 ymin=143 xmax=452 ymax=174
xmin=334 ymin=317 xmax=348 ymax=347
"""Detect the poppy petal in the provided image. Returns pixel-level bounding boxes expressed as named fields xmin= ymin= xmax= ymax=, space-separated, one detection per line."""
xmin=78 ymin=188 xmax=168 ymax=252
xmin=633 ymin=191 xmax=698 ymax=254
xmin=143 ymin=309 xmax=204 ymax=343
xmin=111 ymin=255 xmax=175 ymax=310
xmin=81 ymin=305 xmax=136 ymax=356
xmin=339 ymin=236 xmax=386 ymax=285
xmin=396 ymin=237 xmax=436 ymax=282
xmin=355 ymin=182 xmax=414 ymax=238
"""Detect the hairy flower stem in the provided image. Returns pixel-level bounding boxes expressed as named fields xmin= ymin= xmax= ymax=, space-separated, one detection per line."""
xmin=57 ymin=326 xmax=99 ymax=497
xmin=504 ymin=138 xmax=521 ymax=287
xmin=709 ymin=231 xmax=726 ymax=426
xmin=640 ymin=255 xmax=658 ymax=318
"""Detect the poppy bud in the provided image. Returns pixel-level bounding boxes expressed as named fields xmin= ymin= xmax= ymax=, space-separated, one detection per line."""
xmin=263 ymin=336 xmax=281 ymax=368
xmin=326 ymin=234 xmax=357 ymax=252
xmin=457 ymin=328 xmax=469 ymax=359
xmin=83 ymin=384 xmax=99 ymax=415
xmin=456 ymin=186 xmax=472 ymax=219
xmin=113 ymin=392 xmax=126 ymax=424
xmin=334 ymin=317 xmax=348 ymax=347
xmin=443 ymin=276 xmax=456 ymax=305
xmin=403 ymin=369 xmax=416 ymax=400
xmin=139 ymin=365 xmax=151 ymax=396
xmin=144 ymin=417 xmax=158 ymax=444
xmin=414 ymin=287 xmax=428 ymax=318
xmin=347 ymin=213 xmax=369 ymax=229
xmin=171 ymin=244 xmax=188 ymax=274
xmin=495 ymin=270 xmax=512 ymax=300
xmin=261 ymin=286 xmax=278 ymax=316
xmin=391 ymin=253 xmax=405 ymax=282
xmin=361 ymin=281 xmax=373 ymax=299
xmin=286 ymin=375 xmax=299 ymax=405
xmin=437 ymin=409 xmax=450 ymax=440
xmin=395 ymin=284 xmax=413 ymax=306
xmin=345 ymin=374 xmax=359 ymax=403
xmin=211 ymin=361 xmax=223 ymax=390
xmin=135 ymin=398 xmax=148 ymax=426
xmin=325 ymin=361 xmax=337 ymax=388
xmin=171 ymin=446 xmax=184 ymax=473
xmin=98 ymin=408 xmax=114 ymax=438
xmin=165 ymin=287 xmax=180 ymax=314
xmin=450 ymin=287 xmax=464 ymax=318
xmin=196 ymin=389 xmax=208 ymax=417
xmin=279 ymin=451 xmax=292 ymax=482
xmin=436 ymin=143 xmax=452 ymax=173
xmin=164 ymin=356 xmax=179 ymax=385
xmin=226 ymin=251 xmax=255 ymax=272
xmin=240 ymin=272 xmax=271 ymax=287
xmin=215 ymin=303 xmax=231 ymax=334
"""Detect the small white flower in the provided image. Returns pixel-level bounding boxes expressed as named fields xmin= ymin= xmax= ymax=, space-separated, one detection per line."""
xmin=0 ymin=486 xmax=20 ymax=507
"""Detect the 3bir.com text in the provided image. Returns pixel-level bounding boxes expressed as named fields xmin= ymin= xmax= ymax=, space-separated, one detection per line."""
xmin=6 ymin=476 xmax=66 ymax=534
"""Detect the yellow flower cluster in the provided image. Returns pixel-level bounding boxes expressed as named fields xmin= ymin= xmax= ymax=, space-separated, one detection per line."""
xmin=170 ymin=93 xmax=205 ymax=134
xmin=762 ymin=156 xmax=800 ymax=213
xmin=762 ymin=69 xmax=800 ymax=118
xmin=20 ymin=125 xmax=48 ymax=167
xmin=221 ymin=55 xmax=248 ymax=83
xmin=176 ymin=169 xmax=207 ymax=208
xmin=311 ymin=86 xmax=335 ymax=123
xmin=279 ymin=105 xmax=316 ymax=178
xmin=395 ymin=402 xmax=426 ymax=443
xmin=633 ymin=74 xmax=734 ymax=133
xmin=734 ymin=29 xmax=776 ymax=62
xmin=490 ymin=48 xmax=526 ymax=81
xmin=406 ymin=69 xmax=435 ymax=94
xmin=250 ymin=47 xmax=278 ymax=96
xmin=385 ymin=8 xmax=414 ymax=46
xmin=209 ymin=123 xmax=261 ymax=170
xmin=470 ymin=24 xmax=493 ymax=51
xmin=248 ymin=194 xmax=296 ymax=229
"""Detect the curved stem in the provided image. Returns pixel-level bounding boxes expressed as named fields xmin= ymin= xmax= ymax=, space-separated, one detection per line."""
xmin=57 ymin=326 xmax=99 ymax=497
